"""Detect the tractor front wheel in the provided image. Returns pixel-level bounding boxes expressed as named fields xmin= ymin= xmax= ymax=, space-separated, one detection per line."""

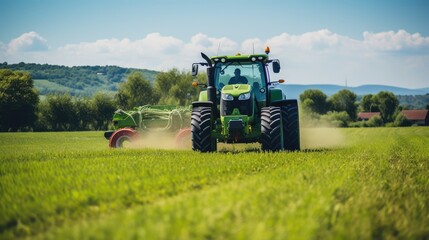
xmin=191 ymin=106 xmax=216 ymax=152
xmin=109 ymin=128 xmax=139 ymax=148
xmin=261 ymin=106 xmax=283 ymax=152
xmin=281 ymin=100 xmax=300 ymax=151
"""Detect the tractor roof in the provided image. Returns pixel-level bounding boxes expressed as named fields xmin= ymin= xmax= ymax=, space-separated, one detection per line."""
xmin=210 ymin=54 xmax=269 ymax=63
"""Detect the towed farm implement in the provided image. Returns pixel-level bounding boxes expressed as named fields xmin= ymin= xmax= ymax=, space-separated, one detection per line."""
xmin=104 ymin=105 xmax=191 ymax=148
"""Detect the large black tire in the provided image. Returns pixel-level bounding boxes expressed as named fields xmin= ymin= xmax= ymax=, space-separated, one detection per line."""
xmin=281 ymin=100 xmax=300 ymax=151
xmin=191 ymin=106 xmax=216 ymax=152
xmin=261 ymin=106 xmax=283 ymax=152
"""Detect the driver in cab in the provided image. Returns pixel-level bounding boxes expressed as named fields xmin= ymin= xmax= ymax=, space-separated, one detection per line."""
xmin=228 ymin=68 xmax=248 ymax=84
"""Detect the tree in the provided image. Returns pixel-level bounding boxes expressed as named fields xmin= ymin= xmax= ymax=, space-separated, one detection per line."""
xmin=393 ymin=113 xmax=411 ymax=127
xmin=367 ymin=115 xmax=383 ymax=127
xmin=299 ymin=89 xmax=328 ymax=114
xmin=34 ymin=100 xmax=51 ymax=131
xmin=115 ymin=71 xmax=158 ymax=109
xmin=373 ymin=91 xmax=399 ymax=123
xmin=328 ymin=89 xmax=357 ymax=120
xmin=360 ymin=94 xmax=375 ymax=112
xmin=75 ymin=97 xmax=94 ymax=130
xmin=92 ymin=92 xmax=116 ymax=130
xmin=45 ymin=94 xmax=77 ymax=131
xmin=0 ymin=69 xmax=39 ymax=131
xmin=154 ymin=69 xmax=178 ymax=103
xmin=320 ymin=111 xmax=351 ymax=127
xmin=154 ymin=68 xmax=199 ymax=106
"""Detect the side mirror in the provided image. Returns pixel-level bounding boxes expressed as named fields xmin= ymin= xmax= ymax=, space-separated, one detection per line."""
xmin=272 ymin=60 xmax=281 ymax=73
xmin=192 ymin=63 xmax=199 ymax=76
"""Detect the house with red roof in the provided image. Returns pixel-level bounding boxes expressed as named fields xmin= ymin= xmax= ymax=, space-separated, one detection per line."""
xmin=357 ymin=112 xmax=381 ymax=121
xmin=400 ymin=110 xmax=429 ymax=126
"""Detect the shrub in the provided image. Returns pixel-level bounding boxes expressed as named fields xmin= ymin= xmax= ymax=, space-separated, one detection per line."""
xmin=320 ymin=111 xmax=351 ymax=127
xmin=367 ymin=115 xmax=384 ymax=127
xmin=393 ymin=113 xmax=411 ymax=127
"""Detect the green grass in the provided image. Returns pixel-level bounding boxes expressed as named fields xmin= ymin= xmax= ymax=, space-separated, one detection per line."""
xmin=0 ymin=128 xmax=428 ymax=239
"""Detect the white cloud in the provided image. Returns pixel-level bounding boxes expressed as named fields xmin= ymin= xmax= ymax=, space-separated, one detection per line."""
xmin=60 ymin=33 xmax=184 ymax=56
xmin=363 ymin=29 xmax=429 ymax=51
xmin=189 ymin=33 xmax=237 ymax=54
xmin=56 ymin=33 xmax=185 ymax=70
xmin=1 ymin=30 xmax=429 ymax=88
xmin=7 ymin=31 xmax=48 ymax=52
xmin=266 ymin=29 xmax=349 ymax=51
xmin=241 ymin=38 xmax=263 ymax=54
xmin=54 ymin=33 xmax=238 ymax=70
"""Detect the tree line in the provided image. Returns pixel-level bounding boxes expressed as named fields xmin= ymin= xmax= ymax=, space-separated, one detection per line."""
xmin=396 ymin=95 xmax=429 ymax=110
xmin=0 ymin=69 xmax=201 ymax=132
xmin=299 ymin=89 xmax=425 ymax=127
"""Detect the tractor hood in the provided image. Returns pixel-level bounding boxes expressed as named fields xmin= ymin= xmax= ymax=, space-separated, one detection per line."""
xmin=220 ymin=84 xmax=253 ymax=117
xmin=221 ymin=84 xmax=251 ymax=96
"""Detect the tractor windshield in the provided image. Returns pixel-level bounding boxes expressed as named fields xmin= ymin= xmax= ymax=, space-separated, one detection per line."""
xmin=214 ymin=61 xmax=267 ymax=102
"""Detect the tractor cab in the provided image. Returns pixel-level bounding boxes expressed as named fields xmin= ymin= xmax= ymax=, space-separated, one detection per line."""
xmin=214 ymin=59 xmax=268 ymax=108
xmin=194 ymin=53 xmax=275 ymax=115
xmin=191 ymin=48 xmax=300 ymax=152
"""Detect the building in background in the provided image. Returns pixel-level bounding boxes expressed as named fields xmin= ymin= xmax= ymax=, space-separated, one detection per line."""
xmin=400 ymin=110 xmax=429 ymax=126
xmin=357 ymin=112 xmax=381 ymax=121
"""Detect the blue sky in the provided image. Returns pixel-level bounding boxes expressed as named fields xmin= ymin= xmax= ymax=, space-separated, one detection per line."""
xmin=1 ymin=0 xmax=428 ymax=88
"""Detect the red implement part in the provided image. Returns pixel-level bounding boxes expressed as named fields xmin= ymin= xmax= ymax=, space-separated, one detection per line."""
xmin=175 ymin=128 xmax=191 ymax=149
xmin=109 ymin=128 xmax=139 ymax=148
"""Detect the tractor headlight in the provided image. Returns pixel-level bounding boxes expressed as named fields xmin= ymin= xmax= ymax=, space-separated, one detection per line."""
xmin=222 ymin=93 xmax=234 ymax=101
xmin=238 ymin=92 xmax=251 ymax=100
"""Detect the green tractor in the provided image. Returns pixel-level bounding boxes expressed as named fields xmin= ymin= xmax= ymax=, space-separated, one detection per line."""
xmin=190 ymin=47 xmax=300 ymax=152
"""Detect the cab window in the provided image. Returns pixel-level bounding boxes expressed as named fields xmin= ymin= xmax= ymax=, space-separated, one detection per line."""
xmin=214 ymin=62 xmax=266 ymax=102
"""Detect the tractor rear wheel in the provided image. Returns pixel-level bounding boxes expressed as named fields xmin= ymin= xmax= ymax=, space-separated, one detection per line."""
xmin=109 ymin=128 xmax=138 ymax=148
xmin=191 ymin=106 xmax=216 ymax=152
xmin=261 ymin=106 xmax=283 ymax=151
xmin=281 ymin=100 xmax=300 ymax=151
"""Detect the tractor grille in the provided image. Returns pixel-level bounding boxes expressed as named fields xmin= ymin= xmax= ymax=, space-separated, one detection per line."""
xmin=221 ymin=97 xmax=252 ymax=116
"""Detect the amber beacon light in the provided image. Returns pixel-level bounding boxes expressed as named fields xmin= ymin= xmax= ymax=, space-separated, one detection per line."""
xmin=264 ymin=46 xmax=270 ymax=54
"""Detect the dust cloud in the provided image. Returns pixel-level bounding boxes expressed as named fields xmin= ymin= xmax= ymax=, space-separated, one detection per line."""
xmin=299 ymin=110 xmax=347 ymax=150
xmin=120 ymin=110 xmax=347 ymax=151
xmin=127 ymin=130 xmax=191 ymax=150
xmin=125 ymin=127 xmax=346 ymax=152
xmin=300 ymin=127 xmax=346 ymax=150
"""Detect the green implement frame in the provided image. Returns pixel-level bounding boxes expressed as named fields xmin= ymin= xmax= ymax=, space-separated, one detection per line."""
xmin=104 ymin=105 xmax=191 ymax=148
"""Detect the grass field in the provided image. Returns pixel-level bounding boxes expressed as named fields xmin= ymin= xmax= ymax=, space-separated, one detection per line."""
xmin=0 ymin=128 xmax=428 ymax=239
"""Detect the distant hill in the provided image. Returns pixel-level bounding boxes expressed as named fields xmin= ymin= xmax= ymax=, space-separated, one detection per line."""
xmin=417 ymin=87 xmax=429 ymax=93
xmin=277 ymin=84 xmax=429 ymax=99
xmin=0 ymin=62 xmax=158 ymax=96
